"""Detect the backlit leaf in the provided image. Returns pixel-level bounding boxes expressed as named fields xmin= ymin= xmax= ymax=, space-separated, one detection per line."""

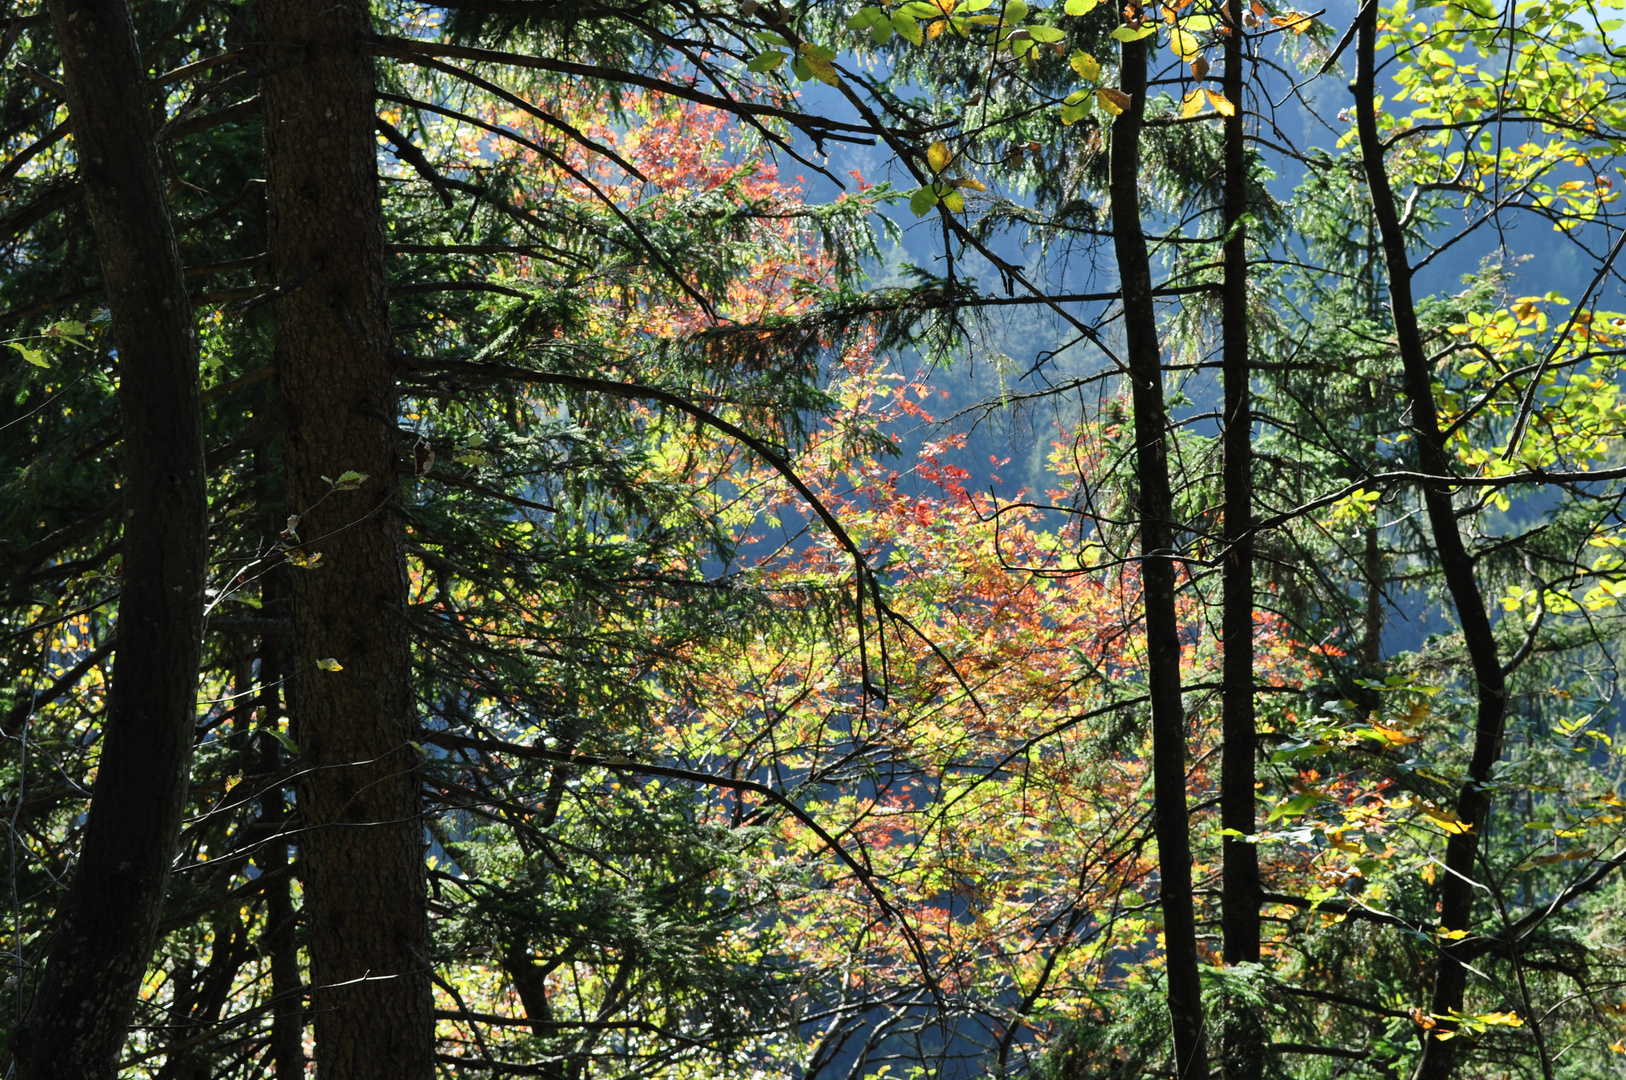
xmin=1096 ymin=87 xmax=1132 ymax=114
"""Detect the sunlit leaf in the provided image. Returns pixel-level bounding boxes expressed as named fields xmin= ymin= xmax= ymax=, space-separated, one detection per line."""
xmin=1096 ymin=87 xmax=1132 ymax=114
xmin=7 ymin=342 xmax=48 ymax=368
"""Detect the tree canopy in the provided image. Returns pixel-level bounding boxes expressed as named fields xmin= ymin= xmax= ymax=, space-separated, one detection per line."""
xmin=4 ymin=0 xmax=1626 ymax=1077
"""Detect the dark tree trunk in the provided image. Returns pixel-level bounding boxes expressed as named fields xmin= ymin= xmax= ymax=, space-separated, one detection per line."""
xmin=1111 ymin=29 xmax=1209 ymax=1080
xmin=1219 ymin=3 xmax=1263 ymax=1076
xmin=1354 ymin=12 xmax=1507 ymax=1076
xmin=13 ymin=0 xmax=207 ymax=1074
xmin=259 ymin=0 xmax=434 ymax=1075
xmin=249 ymin=482 xmax=305 ymax=1080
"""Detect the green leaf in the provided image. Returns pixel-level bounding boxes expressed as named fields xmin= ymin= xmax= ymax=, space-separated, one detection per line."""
xmin=1111 ymin=23 xmax=1157 ymax=40
xmin=747 ymin=49 xmax=789 ymax=71
xmin=316 ymin=657 xmax=344 ymax=672
xmin=940 ymin=188 xmax=965 ymax=213
xmin=1060 ymin=99 xmax=1091 ymax=124
xmin=1267 ymin=791 xmax=1326 ymax=821
xmin=893 ymin=12 xmax=923 ymax=43
xmin=870 ymin=18 xmax=895 ymax=42
xmin=264 ymin=727 xmax=300 ymax=755
xmin=908 ymin=185 xmax=939 ymax=216
xmin=1027 ymin=25 xmax=1066 ymax=41
xmin=899 ymin=1 xmax=944 ymax=17
xmin=7 ymin=342 xmax=48 ymax=368
xmin=1004 ymin=0 xmax=1028 ymax=20
xmin=791 ymin=54 xmax=813 ymax=80
xmin=1064 ymin=0 xmax=1099 ymax=13
xmin=846 ymin=6 xmax=885 ymax=28
xmin=332 ymin=470 xmax=369 ymax=490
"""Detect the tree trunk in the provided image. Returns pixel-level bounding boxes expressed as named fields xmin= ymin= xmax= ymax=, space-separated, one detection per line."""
xmin=1353 ymin=12 xmax=1507 ymax=1076
xmin=1111 ymin=29 xmax=1209 ymax=1080
xmin=14 ymin=0 xmax=207 ymax=1075
xmin=259 ymin=0 xmax=434 ymax=1074
xmin=249 ymin=467 xmax=305 ymax=1080
xmin=1219 ymin=3 xmax=1263 ymax=1076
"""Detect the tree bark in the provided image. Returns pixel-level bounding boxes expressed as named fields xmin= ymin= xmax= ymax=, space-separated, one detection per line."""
xmin=1353 ymin=12 xmax=1507 ymax=1076
xmin=1219 ymin=3 xmax=1263 ymax=1076
xmin=1112 ymin=28 xmax=1209 ymax=1080
xmin=259 ymin=0 xmax=434 ymax=1075
xmin=14 ymin=0 xmax=207 ymax=1074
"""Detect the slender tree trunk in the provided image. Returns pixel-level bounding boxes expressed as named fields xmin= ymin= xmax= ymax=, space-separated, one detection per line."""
xmin=1112 ymin=29 xmax=1209 ymax=1080
xmin=1353 ymin=13 xmax=1507 ymax=1076
xmin=260 ymin=0 xmax=434 ymax=1074
xmin=1219 ymin=4 xmax=1263 ymax=1076
xmin=14 ymin=0 xmax=207 ymax=1074
xmin=1363 ymin=524 xmax=1384 ymax=669
xmin=248 ymin=476 xmax=305 ymax=1080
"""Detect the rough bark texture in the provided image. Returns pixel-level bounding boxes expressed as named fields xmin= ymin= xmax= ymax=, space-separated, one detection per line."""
xmin=1354 ymin=13 xmax=1507 ymax=1077
xmin=13 ymin=0 xmax=207 ymax=1075
xmin=260 ymin=0 xmax=434 ymax=1074
xmin=1219 ymin=5 xmax=1263 ymax=1077
xmin=1111 ymin=30 xmax=1209 ymax=1080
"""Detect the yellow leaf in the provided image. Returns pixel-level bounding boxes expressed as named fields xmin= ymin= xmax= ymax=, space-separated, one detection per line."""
xmin=1180 ymin=89 xmax=1207 ymax=117
xmin=1097 ymin=87 xmax=1131 ymax=115
xmin=1069 ymin=50 xmax=1101 ymax=81
xmin=1169 ymin=26 xmax=1201 ymax=61
xmin=316 ymin=657 xmax=343 ymax=672
xmin=927 ymin=17 xmax=947 ymax=37
xmin=1205 ymin=89 xmax=1236 ymax=116
xmin=1473 ymin=1011 xmax=1523 ymax=1028
xmin=926 ymin=140 xmax=953 ymax=173
xmin=1423 ymin=807 xmax=1474 ymax=834
xmin=803 ymin=54 xmax=842 ymax=86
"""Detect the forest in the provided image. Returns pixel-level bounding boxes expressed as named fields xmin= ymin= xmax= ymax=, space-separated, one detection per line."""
xmin=2 ymin=0 xmax=1626 ymax=1076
